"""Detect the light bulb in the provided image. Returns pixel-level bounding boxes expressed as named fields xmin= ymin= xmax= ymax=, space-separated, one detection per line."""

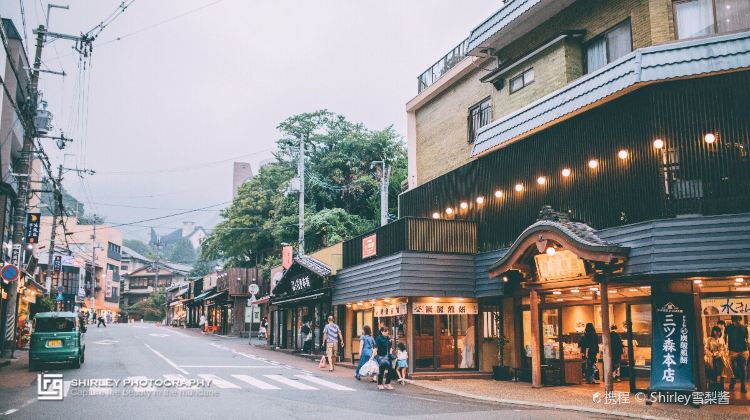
xmin=537 ymin=176 xmax=546 ymax=185
xmin=618 ymin=149 xmax=629 ymax=160
xmin=653 ymin=139 xmax=664 ymax=149
xmin=588 ymin=159 xmax=599 ymax=169
xmin=515 ymin=183 xmax=523 ymax=192
xmin=704 ymin=133 xmax=716 ymax=144
xmin=561 ymin=168 xmax=571 ymax=177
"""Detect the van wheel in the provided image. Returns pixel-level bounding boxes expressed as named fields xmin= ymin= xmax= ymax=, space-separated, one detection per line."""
xmin=29 ymin=360 xmax=37 ymax=371
xmin=80 ymin=351 xmax=85 ymax=364
xmin=72 ymin=356 xmax=81 ymax=369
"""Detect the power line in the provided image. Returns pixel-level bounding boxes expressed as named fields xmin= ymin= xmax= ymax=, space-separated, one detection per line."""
xmin=97 ymin=147 xmax=275 ymax=175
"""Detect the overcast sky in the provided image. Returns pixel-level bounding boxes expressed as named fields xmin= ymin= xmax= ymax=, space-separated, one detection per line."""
xmin=0 ymin=0 xmax=497 ymax=241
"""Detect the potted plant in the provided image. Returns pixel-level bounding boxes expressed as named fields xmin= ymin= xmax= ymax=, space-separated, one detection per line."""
xmin=492 ymin=310 xmax=513 ymax=380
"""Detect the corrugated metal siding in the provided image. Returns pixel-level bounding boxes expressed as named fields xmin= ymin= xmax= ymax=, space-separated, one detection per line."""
xmin=333 ymin=252 xmax=474 ymax=305
xmin=598 ymin=213 xmax=750 ymax=276
xmin=474 ymin=249 xmax=507 ymax=297
xmin=473 ymin=31 xmax=750 ymax=155
xmin=401 ymin=71 xmax=750 ymax=251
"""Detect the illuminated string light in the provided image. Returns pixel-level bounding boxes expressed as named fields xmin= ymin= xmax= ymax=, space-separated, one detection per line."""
xmin=515 ymin=183 xmax=524 ymax=192
xmin=476 ymin=196 xmax=484 ymax=204
xmin=446 ymin=207 xmax=454 ymax=215
xmin=618 ymin=149 xmax=629 ymax=160
xmin=494 ymin=190 xmax=503 ymax=198
xmin=460 ymin=202 xmax=468 ymax=210
xmin=537 ymin=176 xmax=546 ymax=185
xmin=704 ymin=133 xmax=716 ymax=144
xmin=588 ymin=159 xmax=599 ymax=169
xmin=561 ymin=168 xmax=571 ymax=177
xmin=653 ymin=138 xmax=664 ymax=149
xmin=432 ymin=212 xmax=440 ymax=219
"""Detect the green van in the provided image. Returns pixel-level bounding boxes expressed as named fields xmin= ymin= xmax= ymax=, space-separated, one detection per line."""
xmin=29 ymin=312 xmax=86 ymax=371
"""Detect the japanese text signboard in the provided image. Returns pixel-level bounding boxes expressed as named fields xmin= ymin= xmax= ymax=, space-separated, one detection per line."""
xmin=373 ymin=302 xmax=407 ymax=318
xmin=702 ymin=297 xmax=750 ymax=315
xmin=53 ymin=255 xmax=62 ymax=273
xmin=650 ymin=293 xmax=697 ymax=391
xmin=413 ymin=302 xmax=478 ymax=315
xmin=25 ymin=213 xmax=41 ymax=244
xmin=362 ymin=234 xmax=377 ymax=259
xmin=282 ymin=246 xmax=293 ymax=270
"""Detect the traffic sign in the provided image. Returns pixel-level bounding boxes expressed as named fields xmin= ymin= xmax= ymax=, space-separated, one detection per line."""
xmin=247 ymin=295 xmax=257 ymax=305
xmin=248 ymin=283 xmax=260 ymax=295
xmin=1 ymin=264 xmax=20 ymax=282
xmin=57 ymin=286 xmax=64 ymax=294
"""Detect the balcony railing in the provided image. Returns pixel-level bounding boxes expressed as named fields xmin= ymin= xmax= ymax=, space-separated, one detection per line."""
xmin=417 ymin=38 xmax=469 ymax=93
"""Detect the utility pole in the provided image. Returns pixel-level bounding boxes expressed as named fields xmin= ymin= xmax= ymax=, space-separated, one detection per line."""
xmin=2 ymin=26 xmax=45 ymax=357
xmin=371 ymin=159 xmax=392 ymax=227
xmin=91 ymin=224 xmax=97 ymax=317
xmin=46 ymin=165 xmax=63 ymax=300
xmin=297 ymin=135 xmax=305 ymax=256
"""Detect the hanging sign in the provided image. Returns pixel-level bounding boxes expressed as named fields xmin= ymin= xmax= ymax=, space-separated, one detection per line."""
xmin=413 ymin=302 xmax=478 ymax=315
xmin=11 ymin=244 xmax=21 ymax=266
xmin=25 ymin=213 xmax=41 ymax=244
xmin=702 ymin=297 xmax=750 ymax=315
xmin=291 ymin=275 xmax=311 ymax=293
xmin=534 ymin=250 xmax=587 ymax=282
xmin=650 ymin=294 xmax=697 ymax=391
xmin=105 ymin=270 xmax=114 ymax=298
xmin=373 ymin=302 xmax=407 ymax=318
xmin=53 ymin=255 xmax=62 ymax=272
xmin=362 ymin=234 xmax=377 ymax=259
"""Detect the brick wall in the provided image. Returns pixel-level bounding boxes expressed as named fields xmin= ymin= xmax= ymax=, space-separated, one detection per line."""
xmin=413 ymin=0 xmax=671 ymax=185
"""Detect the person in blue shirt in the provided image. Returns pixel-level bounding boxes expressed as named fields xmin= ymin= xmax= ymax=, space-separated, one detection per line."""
xmin=355 ymin=325 xmax=376 ymax=380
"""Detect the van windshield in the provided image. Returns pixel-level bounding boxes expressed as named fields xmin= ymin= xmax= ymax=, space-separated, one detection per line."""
xmin=34 ymin=318 xmax=76 ymax=333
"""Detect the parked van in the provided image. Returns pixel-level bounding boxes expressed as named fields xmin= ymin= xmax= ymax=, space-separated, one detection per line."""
xmin=29 ymin=312 xmax=86 ymax=370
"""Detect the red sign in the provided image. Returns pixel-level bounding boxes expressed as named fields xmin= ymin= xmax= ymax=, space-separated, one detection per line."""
xmin=282 ymin=246 xmax=293 ymax=269
xmin=362 ymin=234 xmax=377 ymax=259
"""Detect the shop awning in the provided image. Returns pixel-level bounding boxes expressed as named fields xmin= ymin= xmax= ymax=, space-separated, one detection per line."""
xmin=193 ymin=288 xmax=216 ymax=302
xmin=271 ymin=292 xmax=325 ymax=306
xmin=173 ymin=288 xmax=189 ymax=298
xmin=168 ymin=300 xmax=183 ymax=307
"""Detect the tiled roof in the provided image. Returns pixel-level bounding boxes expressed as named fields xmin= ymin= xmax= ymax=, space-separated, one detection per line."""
xmin=467 ymin=0 xmax=542 ymax=52
xmin=295 ymin=256 xmax=332 ymax=277
xmin=472 ymin=31 xmax=750 ymax=156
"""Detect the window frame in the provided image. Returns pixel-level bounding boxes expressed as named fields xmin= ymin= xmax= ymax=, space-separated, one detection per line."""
xmin=672 ymin=0 xmax=749 ymax=39
xmin=467 ymin=96 xmax=493 ymax=144
xmin=584 ymin=19 xmax=633 ymax=74
xmin=508 ymin=68 xmax=535 ymax=94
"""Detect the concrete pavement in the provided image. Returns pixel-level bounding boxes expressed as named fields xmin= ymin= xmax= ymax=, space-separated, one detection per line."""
xmin=0 ymin=323 xmax=616 ymax=419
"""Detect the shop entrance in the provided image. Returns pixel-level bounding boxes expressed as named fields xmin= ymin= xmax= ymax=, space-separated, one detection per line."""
xmin=414 ymin=314 xmax=477 ymax=370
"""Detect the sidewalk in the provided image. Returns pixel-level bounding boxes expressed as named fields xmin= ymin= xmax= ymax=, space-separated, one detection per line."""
xmin=407 ymin=378 xmax=748 ymax=420
xmin=0 ymin=349 xmax=36 ymax=389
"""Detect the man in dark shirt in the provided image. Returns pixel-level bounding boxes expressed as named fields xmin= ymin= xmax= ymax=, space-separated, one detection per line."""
xmin=725 ymin=315 xmax=749 ymax=392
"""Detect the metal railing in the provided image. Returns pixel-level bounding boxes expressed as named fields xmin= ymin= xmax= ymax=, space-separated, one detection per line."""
xmin=417 ymin=38 xmax=469 ymax=93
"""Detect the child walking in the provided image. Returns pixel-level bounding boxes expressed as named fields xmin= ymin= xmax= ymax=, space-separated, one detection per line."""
xmin=396 ymin=342 xmax=408 ymax=384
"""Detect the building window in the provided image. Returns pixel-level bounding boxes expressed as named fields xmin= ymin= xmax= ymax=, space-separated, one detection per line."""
xmin=508 ymin=68 xmax=534 ymax=94
xmin=586 ymin=20 xmax=632 ymax=73
xmin=482 ymin=304 xmax=500 ymax=339
xmin=674 ymin=0 xmax=750 ymax=39
xmin=467 ymin=97 xmax=493 ymax=144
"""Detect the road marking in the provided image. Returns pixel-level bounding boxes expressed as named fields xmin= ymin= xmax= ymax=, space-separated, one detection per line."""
xmin=264 ymin=375 xmax=317 ymax=390
xmin=198 ymin=374 xmax=240 ymax=389
xmin=231 ymin=375 xmax=280 ymax=390
xmin=63 ymin=381 xmax=71 ymax=397
xmin=149 ymin=333 xmax=170 ymax=337
xmin=294 ymin=375 xmax=355 ymax=391
xmin=92 ymin=339 xmax=119 ymax=345
xmin=163 ymin=374 xmax=202 ymax=389
xmin=144 ymin=343 xmax=189 ymax=374
xmin=169 ymin=330 xmax=191 ymax=338
xmin=2 ymin=409 xmax=18 ymax=415
xmin=127 ymin=376 xmax=157 ymax=393
xmin=178 ymin=365 xmax=285 ymax=368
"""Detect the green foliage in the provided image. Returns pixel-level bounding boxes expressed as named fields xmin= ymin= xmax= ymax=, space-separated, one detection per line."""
xmin=201 ymin=110 xmax=406 ymax=268
xmin=190 ymin=259 xmax=215 ymax=278
xmin=127 ymin=290 xmax=166 ymax=321
xmin=36 ymin=296 xmax=56 ymax=313
xmin=123 ymin=239 xmax=153 ymax=257
xmin=78 ymin=213 xmax=106 ymax=225
xmin=168 ymin=238 xmax=196 ymax=263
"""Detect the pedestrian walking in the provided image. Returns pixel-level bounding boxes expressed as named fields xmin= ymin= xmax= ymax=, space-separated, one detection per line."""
xmin=396 ymin=342 xmax=408 ymax=385
xmin=375 ymin=326 xmax=395 ymax=390
xmin=609 ymin=325 xmax=624 ymax=382
xmin=106 ymin=312 xmax=112 ymax=325
xmin=301 ymin=317 xmax=313 ymax=354
xmin=705 ymin=326 xmax=732 ymax=391
xmin=725 ymin=315 xmax=749 ymax=392
xmin=83 ymin=311 xmax=89 ymax=325
xmin=97 ymin=313 xmax=107 ymax=328
xmin=578 ymin=323 xmax=599 ymax=384
xmin=199 ymin=314 xmax=207 ymax=334
xmin=355 ymin=325 xmax=376 ymax=380
xmin=322 ymin=315 xmax=344 ymax=372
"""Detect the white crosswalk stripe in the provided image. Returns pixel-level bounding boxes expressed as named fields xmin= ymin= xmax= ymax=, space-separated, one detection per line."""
xmin=198 ymin=374 xmax=241 ymax=389
xmin=295 ymin=375 xmax=355 ymax=391
xmin=231 ymin=374 xmax=280 ymax=390
xmin=163 ymin=374 xmax=201 ymax=389
xmin=263 ymin=374 xmax=318 ymax=390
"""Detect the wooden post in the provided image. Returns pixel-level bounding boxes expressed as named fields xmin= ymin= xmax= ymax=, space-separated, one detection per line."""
xmin=599 ymin=272 xmax=613 ymax=393
xmin=530 ymin=287 xmax=542 ymax=388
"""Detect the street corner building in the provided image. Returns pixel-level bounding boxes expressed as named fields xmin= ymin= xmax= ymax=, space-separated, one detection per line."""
xmin=339 ymin=0 xmax=750 ymax=403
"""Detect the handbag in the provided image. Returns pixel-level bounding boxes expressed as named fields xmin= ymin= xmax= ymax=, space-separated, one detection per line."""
xmin=319 ymin=355 xmax=327 ymax=369
xmin=359 ymin=359 xmax=379 ymax=377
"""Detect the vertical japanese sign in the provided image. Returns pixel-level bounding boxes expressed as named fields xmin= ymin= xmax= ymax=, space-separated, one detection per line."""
xmin=25 ymin=213 xmax=41 ymax=243
xmin=650 ymin=293 xmax=696 ymax=391
xmin=105 ymin=270 xmax=114 ymax=298
xmin=11 ymin=244 xmax=21 ymax=265
xmin=362 ymin=234 xmax=377 ymax=259
xmin=53 ymin=255 xmax=62 ymax=273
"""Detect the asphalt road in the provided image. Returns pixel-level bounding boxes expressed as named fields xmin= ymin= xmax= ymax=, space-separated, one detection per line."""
xmin=0 ymin=323 xmax=616 ymax=419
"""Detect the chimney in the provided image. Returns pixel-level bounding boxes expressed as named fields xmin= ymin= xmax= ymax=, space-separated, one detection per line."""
xmin=182 ymin=221 xmax=195 ymax=237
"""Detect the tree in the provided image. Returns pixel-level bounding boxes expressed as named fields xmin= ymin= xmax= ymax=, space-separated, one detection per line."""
xmin=190 ymin=259 xmax=215 ymax=278
xmin=123 ymin=239 xmax=153 ymax=257
xmin=168 ymin=238 xmax=196 ymax=264
xmin=201 ymin=110 xmax=406 ymax=268
xmin=127 ymin=290 xmax=166 ymax=321
xmin=78 ymin=213 xmax=106 ymax=225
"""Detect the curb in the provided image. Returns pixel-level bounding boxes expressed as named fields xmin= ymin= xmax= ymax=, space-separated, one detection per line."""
xmin=407 ymin=380 xmax=674 ymax=420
